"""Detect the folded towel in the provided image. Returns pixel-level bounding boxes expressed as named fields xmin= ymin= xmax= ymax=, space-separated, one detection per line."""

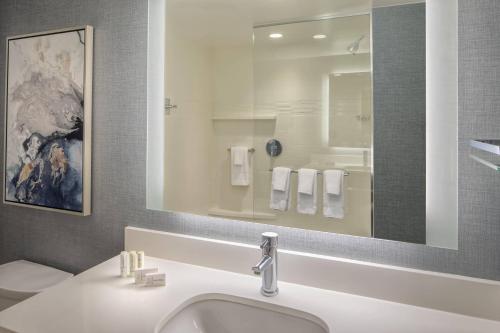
xmin=231 ymin=146 xmax=249 ymax=186
xmin=324 ymin=169 xmax=342 ymax=195
xmin=297 ymin=168 xmax=317 ymax=215
xmin=298 ymin=168 xmax=316 ymax=195
xmin=270 ymin=167 xmax=292 ymax=211
xmin=272 ymin=167 xmax=290 ymax=191
xmin=323 ymin=169 xmax=344 ymax=218
xmin=232 ymin=147 xmax=245 ymax=166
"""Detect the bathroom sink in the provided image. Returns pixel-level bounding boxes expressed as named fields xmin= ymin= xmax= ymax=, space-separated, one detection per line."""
xmin=156 ymin=294 xmax=329 ymax=333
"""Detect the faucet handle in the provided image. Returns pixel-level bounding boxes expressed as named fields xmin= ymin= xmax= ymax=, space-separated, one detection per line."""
xmin=260 ymin=238 xmax=270 ymax=249
xmin=261 ymin=232 xmax=278 ymax=248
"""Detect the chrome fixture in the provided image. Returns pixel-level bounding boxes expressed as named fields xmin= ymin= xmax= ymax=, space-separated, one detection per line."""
xmin=165 ymin=98 xmax=178 ymax=115
xmin=347 ymin=35 xmax=365 ymax=55
xmin=252 ymin=232 xmax=279 ymax=297
xmin=356 ymin=115 xmax=371 ymax=121
xmin=226 ymin=147 xmax=256 ymax=153
xmin=266 ymin=139 xmax=282 ymax=157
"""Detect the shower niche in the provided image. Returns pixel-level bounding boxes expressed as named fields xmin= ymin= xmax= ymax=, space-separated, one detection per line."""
xmin=148 ymin=0 xmax=459 ymax=249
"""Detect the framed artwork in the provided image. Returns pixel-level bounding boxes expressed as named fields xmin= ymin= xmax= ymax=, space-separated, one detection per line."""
xmin=3 ymin=26 xmax=93 ymax=216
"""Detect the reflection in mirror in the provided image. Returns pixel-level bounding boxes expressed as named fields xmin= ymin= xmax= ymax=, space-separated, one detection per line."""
xmin=148 ymin=0 xmax=458 ymax=249
xmin=251 ymin=16 xmax=372 ymax=236
xmin=329 ymin=72 xmax=372 ymax=148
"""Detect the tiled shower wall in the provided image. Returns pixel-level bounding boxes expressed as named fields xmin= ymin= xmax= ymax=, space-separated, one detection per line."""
xmin=251 ymin=51 xmax=372 ymax=235
xmin=1 ymin=0 xmax=500 ymax=281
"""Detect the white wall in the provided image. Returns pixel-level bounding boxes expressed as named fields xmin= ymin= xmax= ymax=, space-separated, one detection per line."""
xmin=210 ymin=46 xmax=255 ymax=214
xmin=164 ymin=3 xmax=214 ymax=214
xmin=329 ymin=72 xmax=372 ymax=148
xmin=426 ymin=0 xmax=458 ymax=249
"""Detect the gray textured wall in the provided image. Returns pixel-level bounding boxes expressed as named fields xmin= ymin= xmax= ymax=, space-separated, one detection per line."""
xmin=372 ymin=4 xmax=427 ymax=244
xmin=1 ymin=0 xmax=500 ymax=281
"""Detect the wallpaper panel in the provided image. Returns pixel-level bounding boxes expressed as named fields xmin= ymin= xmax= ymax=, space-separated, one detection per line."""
xmin=373 ymin=3 xmax=427 ymax=243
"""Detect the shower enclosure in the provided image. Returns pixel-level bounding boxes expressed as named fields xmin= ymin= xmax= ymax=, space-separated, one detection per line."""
xmin=251 ymin=16 xmax=372 ymax=235
xmin=162 ymin=0 xmax=373 ymax=237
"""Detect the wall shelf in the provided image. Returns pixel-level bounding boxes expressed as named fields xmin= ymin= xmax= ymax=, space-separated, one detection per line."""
xmin=208 ymin=207 xmax=276 ymax=220
xmin=470 ymin=140 xmax=500 ymax=171
xmin=212 ymin=114 xmax=276 ymax=121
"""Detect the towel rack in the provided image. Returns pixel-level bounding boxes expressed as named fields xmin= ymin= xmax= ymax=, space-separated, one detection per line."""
xmin=268 ymin=169 xmax=349 ymax=176
xmin=227 ymin=147 xmax=256 ymax=153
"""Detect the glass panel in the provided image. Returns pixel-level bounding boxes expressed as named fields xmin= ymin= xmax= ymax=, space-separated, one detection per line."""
xmin=329 ymin=72 xmax=372 ymax=148
xmin=163 ymin=0 xmax=255 ymax=217
xmin=252 ymin=16 xmax=372 ymax=236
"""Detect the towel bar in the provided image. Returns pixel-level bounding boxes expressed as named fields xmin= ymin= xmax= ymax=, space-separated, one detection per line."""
xmin=268 ymin=168 xmax=349 ymax=176
xmin=227 ymin=147 xmax=256 ymax=153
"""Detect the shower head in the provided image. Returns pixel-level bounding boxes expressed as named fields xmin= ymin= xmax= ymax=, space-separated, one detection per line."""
xmin=347 ymin=35 xmax=365 ymax=55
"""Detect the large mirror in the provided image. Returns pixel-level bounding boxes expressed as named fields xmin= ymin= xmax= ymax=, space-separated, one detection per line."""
xmin=148 ymin=0 xmax=458 ymax=249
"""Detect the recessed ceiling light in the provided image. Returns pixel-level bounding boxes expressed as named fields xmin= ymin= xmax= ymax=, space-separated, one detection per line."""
xmin=313 ymin=34 xmax=327 ymax=39
xmin=269 ymin=33 xmax=283 ymax=39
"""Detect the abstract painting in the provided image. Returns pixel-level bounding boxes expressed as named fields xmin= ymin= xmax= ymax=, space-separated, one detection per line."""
xmin=3 ymin=26 xmax=93 ymax=216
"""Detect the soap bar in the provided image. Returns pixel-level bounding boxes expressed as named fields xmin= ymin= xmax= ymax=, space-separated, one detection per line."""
xmin=145 ymin=272 xmax=166 ymax=287
xmin=134 ymin=267 xmax=158 ymax=284
xmin=120 ymin=251 xmax=130 ymax=278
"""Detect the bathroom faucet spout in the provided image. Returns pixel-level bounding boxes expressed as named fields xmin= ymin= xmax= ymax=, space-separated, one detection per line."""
xmin=252 ymin=255 xmax=273 ymax=275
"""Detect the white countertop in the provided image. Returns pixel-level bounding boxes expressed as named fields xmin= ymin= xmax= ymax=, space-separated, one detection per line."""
xmin=0 ymin=256 xmax=499 ymax=333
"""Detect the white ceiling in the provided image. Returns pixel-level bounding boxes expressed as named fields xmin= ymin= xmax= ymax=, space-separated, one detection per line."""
xmin=167 ymin=0 xmax=424 ymax=46
xmin=254 ymin=15 xmax=371 ymax=59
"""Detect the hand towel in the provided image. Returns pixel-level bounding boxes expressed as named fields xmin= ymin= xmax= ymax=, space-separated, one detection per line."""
xmin=231 ymin=146 xmax=249 ymax=186
xmin=271 ymin=166 xmax=290 ymax=191
xmin=298 ymin=168 xmax=316 ymax=195
xmin=297 ymin=168 xmax=317 ymax=215
xmin=270 ymin=167 xmax=292 ymax=211
xmin=323 ymin=169 xmax=344 ymax=218
xmin=232 ymin=147 xmax=245 ymax=166
xmin=324 ymin=169 xmax=342 ymax=195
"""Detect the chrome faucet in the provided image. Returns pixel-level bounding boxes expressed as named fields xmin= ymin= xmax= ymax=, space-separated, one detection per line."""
xmin=252 ymin=232 xmax=279 ymax=297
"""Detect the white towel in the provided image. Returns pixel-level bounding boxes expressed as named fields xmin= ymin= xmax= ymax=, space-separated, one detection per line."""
xmin=323 ymin=170 xmax=344 ymax=218
xmin=324 ymin=169 xmax=342 ymax=195
xmin=298 ymin=168 xmax=316 ymax=195
xmin=271 ymin=167 xmax=290 ymax=191
xmin=270 ymin=167 xmax=292 ymax=211
xmin=231 ymin=146 xmax=249 ymax=186
xmin=297 ymin=168 xmax=317 ymax=215
xmin=232 ymin=147 xmax=245 ymax=166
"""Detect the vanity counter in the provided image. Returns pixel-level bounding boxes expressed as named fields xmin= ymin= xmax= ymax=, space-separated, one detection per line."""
xmin=0 ymin=256 xmax=499 ymax=333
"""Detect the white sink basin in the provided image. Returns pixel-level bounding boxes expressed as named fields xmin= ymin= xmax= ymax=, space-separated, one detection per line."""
xmin=157 ymin=294 xmax=329 ymax=333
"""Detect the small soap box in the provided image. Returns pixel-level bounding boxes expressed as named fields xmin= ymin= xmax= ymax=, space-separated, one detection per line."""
xmin=145 ymin=272 xmax=166 ymax=287
xmin=134 ymin=268 xmax=158 ymax=284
